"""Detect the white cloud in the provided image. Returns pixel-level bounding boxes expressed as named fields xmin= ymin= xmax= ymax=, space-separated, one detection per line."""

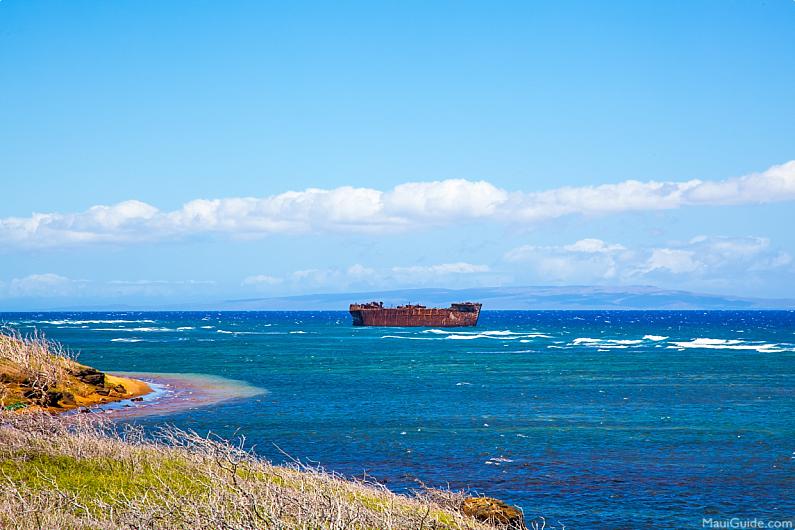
xmin=0 ymin=274 xmax=218 ymax=300
xmin=504 ymin=235 xmax=792 ymax=285
xmin=1 ymin=161 xmax=794 ymax=248
xmin=636 ymin=248 xmax=702 ymax=275
xmin=346 ymin=264 xmax=377 ymax=278
xmin=239 ymin=262 xmax=494 ymax=294
xmin=562 ymin=238 xmax=627 ymax=253
xmin=241 ymin=275 xmax=283 ymax=287
xmin=108 ymin=279 xmax=216 ymax=285
xmin=504 ymin=239 xmax=629 ymax=281
xmin=391 ymin=262 xmax=490 ymax=275
xmin=384 ymin=180 xmax=508 ymax=219
xmin=7 ymin=273 xmax=83 ymax=297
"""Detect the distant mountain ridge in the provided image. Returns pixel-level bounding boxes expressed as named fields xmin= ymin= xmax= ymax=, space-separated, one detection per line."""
xmin=214 ymin=285 xmax=795 ymax=311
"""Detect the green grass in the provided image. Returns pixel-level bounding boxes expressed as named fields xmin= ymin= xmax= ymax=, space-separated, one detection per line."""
xmin=0 ymin=332 xmax=518 ymax=528
xmin=0 ymin=413 xmax=507 ymax=529
xmin=1 ymin=452 xmax=206 ymax=508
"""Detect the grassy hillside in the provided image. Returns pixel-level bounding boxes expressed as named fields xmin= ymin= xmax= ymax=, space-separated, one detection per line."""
xmin=0 ymin=331 xmax=528 ymax=529
xmin=0 ymin=412 xmax=523 ymax=529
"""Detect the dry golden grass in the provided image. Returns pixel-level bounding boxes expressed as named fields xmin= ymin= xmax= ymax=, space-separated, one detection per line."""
xmin=0 ymin=412 xmax=514 ymax=529
xmin=0 ymin=328 xmax=79 ymax=407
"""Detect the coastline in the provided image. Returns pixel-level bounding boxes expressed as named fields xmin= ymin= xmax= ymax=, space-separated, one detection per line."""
xmin=79 ymin=372 xmax=265 ymax=418
xmin=50 ymin=373 xmax=153 ymax=413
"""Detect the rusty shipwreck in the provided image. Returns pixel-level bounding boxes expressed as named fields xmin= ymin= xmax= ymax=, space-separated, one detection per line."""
xmin=349 ymin=301 xmax=482 ymax=327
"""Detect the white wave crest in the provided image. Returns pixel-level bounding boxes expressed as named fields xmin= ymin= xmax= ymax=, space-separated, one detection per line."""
xmin=572 ymin=337 xmax=643 ymax=347
xmin=380 ymin=335 xmax=434 ymax=340
xmin=36 ymin=319 xmax=155 ymax=325
xmin=668 ymin=338 xmax=785 ymax=352
xmin=215 ymin=329 xmax=274 ymax=335
xmin=93 ymin=327 xmax=176 ymax=332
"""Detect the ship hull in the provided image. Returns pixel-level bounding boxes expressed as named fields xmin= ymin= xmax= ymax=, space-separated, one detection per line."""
xmin=349 ymin=307 xmax=480 ymax=327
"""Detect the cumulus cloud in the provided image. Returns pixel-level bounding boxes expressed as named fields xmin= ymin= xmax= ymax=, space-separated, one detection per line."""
xmin=504 ymin=239 xmax=630 ymax=281
xmin=504 ymin=236 xmax=792 ymax=285
xmin=0 ymin=275 xmax=218 ymax=300
xmin=240 ymin=262 xmax=494 ymax=293
xmin=2 ymin=161 xmax=794 ymax=248
xmin=391 ymin=262 xmax=490 ymax=275
xmin=562 ymin=238 xmax=627 ymax=253
xmin=241 ymin=275 xmax=283 ymax=287
xmin=7 ymin=273 xmax=83 ymax=297
xmin=636 ymin=248 xmax=702 ymax=275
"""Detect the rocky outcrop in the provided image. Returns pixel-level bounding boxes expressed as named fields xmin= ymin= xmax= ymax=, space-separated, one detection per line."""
xmin=461 ymin=496 xmax=525 ymax=529
xmin=1 ymin=333 xmax=151 ymax=413
xmin=70 ymin=367 xmax=105 ymax=386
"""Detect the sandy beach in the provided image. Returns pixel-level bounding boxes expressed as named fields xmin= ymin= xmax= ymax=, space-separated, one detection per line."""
xmin=82 ymin=372 xmax=265 ymax=418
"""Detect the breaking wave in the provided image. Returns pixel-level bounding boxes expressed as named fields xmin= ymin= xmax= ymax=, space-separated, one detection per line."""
xmin=33 ymin=319 xmax=156 ymax=325
xmin=571 ymin=335 xmax=675 ymax=348
xmin=92 ymin=327 xmax=176 ymax=332
xmin=668 ymin=338 xmax=788 ymax=352
xmin=572 ymin=338 xmax=643 ymax=348
xmin=381 ymin=329 xmax=553 ymax=341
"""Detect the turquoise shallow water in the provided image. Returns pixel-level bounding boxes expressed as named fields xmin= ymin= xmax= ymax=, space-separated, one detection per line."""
xmin=3 ymin=310 xmax=794 ymax=528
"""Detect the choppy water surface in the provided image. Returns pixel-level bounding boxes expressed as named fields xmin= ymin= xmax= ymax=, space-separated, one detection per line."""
xmin=3 ymin=311 xmax=794 ymax=528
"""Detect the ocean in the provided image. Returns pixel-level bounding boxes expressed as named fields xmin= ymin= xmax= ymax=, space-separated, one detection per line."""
xmin=2 ymin=310 xmax=793 ymax=528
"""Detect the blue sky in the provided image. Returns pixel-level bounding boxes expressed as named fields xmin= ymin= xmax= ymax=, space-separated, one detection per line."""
xmin=1 ymin=0 xmax=794 ymax=308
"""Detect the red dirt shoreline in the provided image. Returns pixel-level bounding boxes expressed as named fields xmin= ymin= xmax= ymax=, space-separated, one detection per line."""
xmin=84 ymin=372 xmax=265 ymax=418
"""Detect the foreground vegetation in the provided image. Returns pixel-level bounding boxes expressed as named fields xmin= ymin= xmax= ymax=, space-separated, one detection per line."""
xmin=0 ymin=331 xmax=530 ymax=529
xmin=0 ymin=412 xmax=526 ymax=529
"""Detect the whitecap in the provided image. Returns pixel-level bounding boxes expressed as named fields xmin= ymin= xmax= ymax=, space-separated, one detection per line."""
xmin=216 ymin=329 xmax=280 ymax=336
xmin=381 ymin=335 xmax=434 ymax=340
xmin=111 ymin=338 xmax=144 ymax=343
xmin=38 ymin=319 xmax=155 ymax=325
xmin=423 ymin=329 xmax=550 ymax=339
xmin=572 ymin=337 xmax=642 ymax=347
xmin=480 ymin=330 xmax=519 ymax=336
xmin=386 ymin=330 xmax=550 ymax=341
xmin=93 ymin=327 xmax=176 ymax=332
xmin=643 ymin=335 xmax=668 ymax=341
xmin=423 ymin=329 xmax=453 ymax=335
xmin=668 ymin=338 xmax=784 ymax=352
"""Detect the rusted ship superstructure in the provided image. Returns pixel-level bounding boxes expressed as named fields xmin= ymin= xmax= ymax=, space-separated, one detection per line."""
xmin=349 ymin=301 xmax=482 ymax=327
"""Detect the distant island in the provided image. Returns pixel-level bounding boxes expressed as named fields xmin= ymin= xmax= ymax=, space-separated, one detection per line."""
xmin=215 ymin=285 xmax=795 ymax=311
xmin=21 ymin=284 xmax=795 ymax=312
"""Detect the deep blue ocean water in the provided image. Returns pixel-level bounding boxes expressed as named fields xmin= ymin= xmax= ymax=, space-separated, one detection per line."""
xmin=2 ymin=311 xmax=793 ymax=529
